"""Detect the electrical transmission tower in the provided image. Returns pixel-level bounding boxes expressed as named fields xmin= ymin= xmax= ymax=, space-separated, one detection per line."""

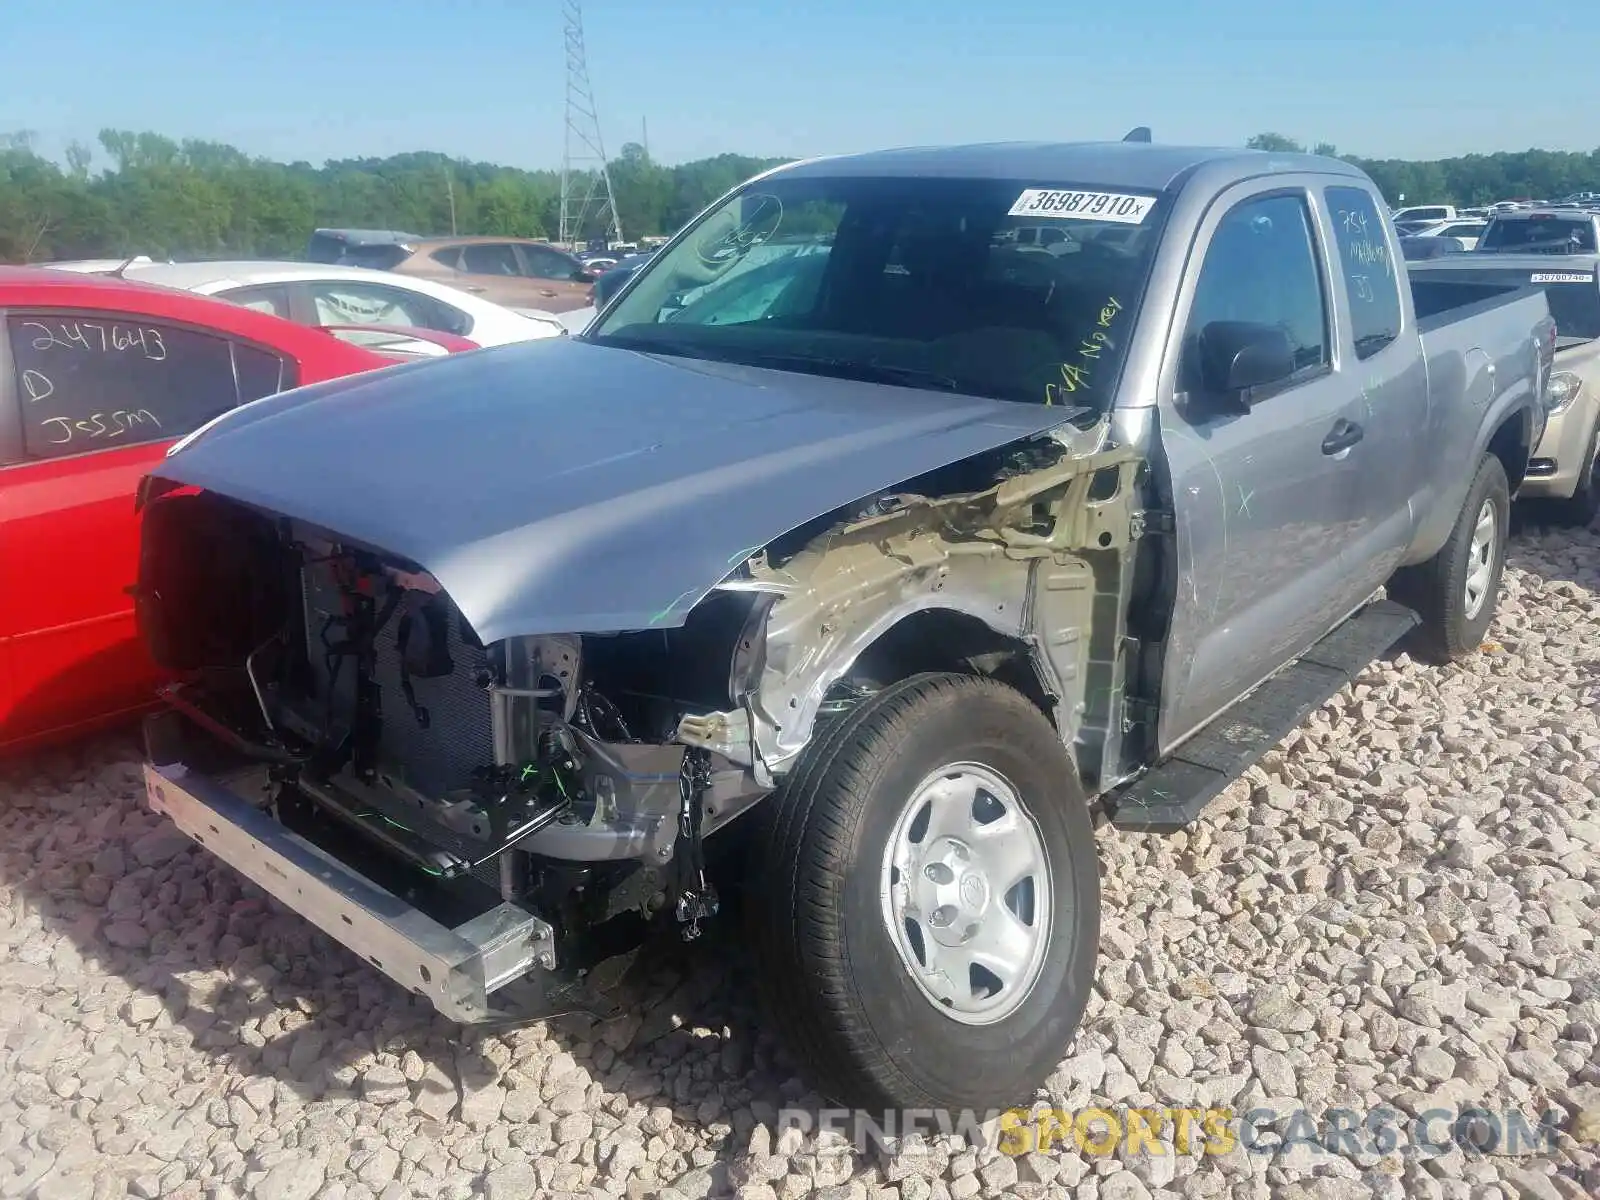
xmin=558 ymin=0 xmax=622 ymax=249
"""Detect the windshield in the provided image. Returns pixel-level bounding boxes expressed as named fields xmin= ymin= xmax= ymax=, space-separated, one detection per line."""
xmin=586 ymin=173 xmax=1167 ymax=412
xmin=1481 ymin=216 xmax=1598 ymax=254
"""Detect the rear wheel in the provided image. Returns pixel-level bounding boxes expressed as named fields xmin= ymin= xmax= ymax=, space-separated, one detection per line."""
xmin=1390 ymin=452 xmax=1509 ymax=663
xmin=747 ymin=673 xmax=1100 ymax=1110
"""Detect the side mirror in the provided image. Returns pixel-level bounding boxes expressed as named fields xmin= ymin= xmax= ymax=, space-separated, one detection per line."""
xmin=1191 ymin=320 xmax=1296 ymax=411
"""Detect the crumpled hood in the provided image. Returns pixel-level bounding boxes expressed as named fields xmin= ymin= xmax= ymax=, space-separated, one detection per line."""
xmin=152 ymin=338 xmax=1072 ymax=643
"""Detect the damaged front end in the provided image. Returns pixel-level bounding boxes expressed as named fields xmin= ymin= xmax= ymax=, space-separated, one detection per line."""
xmin=135 ymin=486 xmax=765 ymax=1023
xmin=679 ymin=421 xmax=1148 ymax=793
xmin=133 ymin=414 xmax=1149 ymax=1025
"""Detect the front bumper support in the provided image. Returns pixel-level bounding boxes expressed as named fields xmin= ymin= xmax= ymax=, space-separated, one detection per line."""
xmin=143 ymin=755 xmax=557 ymax=1024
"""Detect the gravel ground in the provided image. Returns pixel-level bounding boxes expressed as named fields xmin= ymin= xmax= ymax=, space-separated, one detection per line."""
xmin=2 ymin=525 xmax=1598 ymax=1200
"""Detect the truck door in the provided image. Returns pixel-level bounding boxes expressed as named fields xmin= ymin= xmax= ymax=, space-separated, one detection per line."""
xmin=1152 ymin=183 xmax=1378 ymax=754
xmin=1319 ymin=183 xmax=1428 ymax=598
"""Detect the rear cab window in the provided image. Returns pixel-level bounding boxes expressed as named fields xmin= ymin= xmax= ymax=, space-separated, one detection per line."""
xmin=1481 ymin=215 xmax=1599 ymax=254
xmin=1326 ymin=186 xmax=1403 ymax=359
xmin=0 ymin=312 xmax=296 ymax=464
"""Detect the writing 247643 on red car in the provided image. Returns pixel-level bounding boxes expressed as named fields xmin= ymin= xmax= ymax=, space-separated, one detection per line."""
xmin=0 ymin=266 xmax=411 ymax=754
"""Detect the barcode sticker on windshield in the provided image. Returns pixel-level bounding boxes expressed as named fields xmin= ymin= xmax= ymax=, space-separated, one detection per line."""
xmin=1530 ymin=272 xmax=1594 ymax=283
xmin=1009 ymin=189 xmax=1156 ymax=224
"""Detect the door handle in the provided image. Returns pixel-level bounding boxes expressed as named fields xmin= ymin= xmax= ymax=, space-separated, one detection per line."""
xmin=1322 ymin=418 xmax=1364 ymax=455
xmin=465 ymin=286 xmax=486 ymax=294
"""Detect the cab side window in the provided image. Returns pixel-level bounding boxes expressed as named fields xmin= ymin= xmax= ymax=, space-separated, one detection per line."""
xmin=4 ymin=312 xmax=293 ymax=463
xmin=1326 ymin=186 xmax=1403 ymax=359
xmin=1182 ymin=193 xmax=1330 ymax=395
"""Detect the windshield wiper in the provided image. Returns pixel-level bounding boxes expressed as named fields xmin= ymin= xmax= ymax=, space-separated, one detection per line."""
xmin=740 ymin=353 xmax=963 ymax=392
xmin=582 ymin=331 xmax=708 ymax=358
xmin=586 ymin=337 xmax=968 ymax=393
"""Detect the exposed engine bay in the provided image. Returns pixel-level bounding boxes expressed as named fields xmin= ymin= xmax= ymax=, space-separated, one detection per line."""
xmin=134 ymin=418 xmax=1150 ymax=1014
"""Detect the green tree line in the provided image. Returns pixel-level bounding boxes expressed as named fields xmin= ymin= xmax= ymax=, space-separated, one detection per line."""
xmin=1246 ymin=132 xmax=1600 ymax=208
xmin=3 ymin=128 xmax=1598 ymax=264
xmin=0 ymin=129 xmax=785 ymax=262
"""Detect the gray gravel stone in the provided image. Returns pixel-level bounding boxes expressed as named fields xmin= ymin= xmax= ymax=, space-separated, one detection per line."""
xmin=250 ymin=1157 xmax=324 ymax=1200
xmin=359 ymin=1067 xmax=408 ymax=1106
xmin=1 ymin=537 xmax=1597 ymax=1200
xmin=483 ymin=1162 xmax=540 ymax=1200
xmin=130 ymin=825 xmax=192 ymax=868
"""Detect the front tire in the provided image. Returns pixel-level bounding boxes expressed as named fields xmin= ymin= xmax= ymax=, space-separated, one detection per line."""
xmin=747 ymin=673 xmax=1100 ymax=1110
xmin=1390 ymin=452 xmax=1510 ymax=663
xmin=1553 ymin=420 xmax=1600 ymax=528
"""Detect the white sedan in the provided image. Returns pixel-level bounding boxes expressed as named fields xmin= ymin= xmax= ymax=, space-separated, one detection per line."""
xmin=39 ymin=259 xmax=566 ymax=347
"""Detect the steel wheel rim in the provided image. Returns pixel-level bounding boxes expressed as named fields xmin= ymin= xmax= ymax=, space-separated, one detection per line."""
xmin=879 ymin=761 xmax=1052 ymax=1026
xmin=1463 ymin=498 xmax=1496 ymax=620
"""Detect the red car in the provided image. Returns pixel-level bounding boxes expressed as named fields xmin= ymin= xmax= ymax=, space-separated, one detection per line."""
xmin=0 ymin=267 xmax=407 ymax=755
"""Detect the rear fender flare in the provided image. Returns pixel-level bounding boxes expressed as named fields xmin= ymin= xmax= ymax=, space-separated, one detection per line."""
xmin=1411 ymin=396 xmax=1536 ymax=565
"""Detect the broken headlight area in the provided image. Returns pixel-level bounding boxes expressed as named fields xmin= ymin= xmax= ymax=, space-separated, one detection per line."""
xmin=135 ymin=489 xmax=770 ymax=962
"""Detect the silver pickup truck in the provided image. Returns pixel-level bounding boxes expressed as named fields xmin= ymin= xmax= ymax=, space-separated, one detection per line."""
xmin=132 ymin=141 xmax=1556 ymax=1112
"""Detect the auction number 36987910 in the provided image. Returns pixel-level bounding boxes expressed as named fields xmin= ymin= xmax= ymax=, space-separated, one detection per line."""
xmin=1008 ymin=188 xmax=1156 ymax=225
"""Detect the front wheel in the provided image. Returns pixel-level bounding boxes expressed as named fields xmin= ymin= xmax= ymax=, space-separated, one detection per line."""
xmin=747 ymin=673 xmax=1100 ymax=1111
xmin=1552 ymin=420 xmax=1600 ymax=528
xmin=1390 ymin=452 xmax=1510 ymax=664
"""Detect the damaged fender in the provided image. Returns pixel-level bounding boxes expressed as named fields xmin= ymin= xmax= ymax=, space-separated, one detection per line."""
xmin=679 ymin=428 xmax=1146 ymax=779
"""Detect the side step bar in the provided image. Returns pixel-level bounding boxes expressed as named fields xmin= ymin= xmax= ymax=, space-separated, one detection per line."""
xmin=1106 ymin=598 xmax=1420 ymax=833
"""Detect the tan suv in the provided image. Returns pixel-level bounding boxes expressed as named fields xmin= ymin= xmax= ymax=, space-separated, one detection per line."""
xmin=1411 ymin=253 xmax=1600 ymax=525
xmin=352 ymin=237 xmax=600 ymax=314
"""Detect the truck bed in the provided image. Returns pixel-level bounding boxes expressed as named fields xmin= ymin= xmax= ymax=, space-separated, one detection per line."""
xmin=1410 ymin=272 xmax=1530 ymax=328
xmin=1411 ymin=253 xmax=1600 ymax=346
xmin=1404 ymin=270 xmax=1554 ymax=559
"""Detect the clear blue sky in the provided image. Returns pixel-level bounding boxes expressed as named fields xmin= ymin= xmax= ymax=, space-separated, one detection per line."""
xmin=4 ymin=0 xmax=1597 ymax=170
